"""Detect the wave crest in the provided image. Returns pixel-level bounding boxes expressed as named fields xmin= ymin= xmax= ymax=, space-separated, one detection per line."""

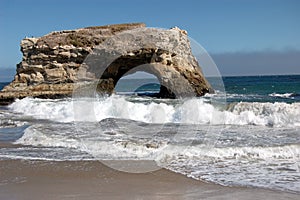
xmin=8 ymin=96 xmax=300 ymax=127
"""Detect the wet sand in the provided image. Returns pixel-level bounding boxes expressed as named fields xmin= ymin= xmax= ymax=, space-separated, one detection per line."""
xmin=0 ymin=160 xmax=299 ymax=200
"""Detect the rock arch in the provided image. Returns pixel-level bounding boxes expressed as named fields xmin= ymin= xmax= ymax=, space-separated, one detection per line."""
xmin=0 ymin=24 xmax=213 ymax=105
xmin=95 ymin=49 xmax=193 ymax=98
xmin=84 ymin=27 xmax=212 ymax=98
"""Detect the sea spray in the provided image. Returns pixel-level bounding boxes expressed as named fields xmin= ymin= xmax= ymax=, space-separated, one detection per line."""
xmin=9 ymin=96 xmax=300 ymax=127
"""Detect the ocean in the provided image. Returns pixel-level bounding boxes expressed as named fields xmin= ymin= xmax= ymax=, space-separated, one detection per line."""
xmin=0 ymin=75 xmax=299 ymax=194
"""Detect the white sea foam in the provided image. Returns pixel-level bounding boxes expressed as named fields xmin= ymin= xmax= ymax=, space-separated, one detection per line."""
xmin=10 ymin=116 xmax=300 ymax=193
xmin=0 ymin=110 xmax=27 ymax=128
xmin=269 ymin=93 xmax=295 ymax=98
xmin=13 ymin=123 xmax=300 ymax=192
xmin=0 ymin=119 xmax=25 ymax=128
xmin=16 ymin=124 xmax=300 ymax=161
xmin=220 ymin=102 xmax=300 ymax=127
xmin=15 ymin=124 xmax=168 ymax=159
xmin=159 ymin=144 xmax=300 ymax=193
xmin=158 ymin=144 xmax=300 ymax=162
xmin=9 ymin=98 xmax=74 ymax=122
xmin=9 ymin=96 xmax=300 ymax=127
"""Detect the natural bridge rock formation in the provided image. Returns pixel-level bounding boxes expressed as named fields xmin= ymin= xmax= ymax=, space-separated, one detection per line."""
xmin=0 ymin=23 xmax=212 ymax=104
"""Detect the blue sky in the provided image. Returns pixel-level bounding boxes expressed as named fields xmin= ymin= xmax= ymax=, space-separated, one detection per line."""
xmin=0 ymin=0 xmax=300 ymax=81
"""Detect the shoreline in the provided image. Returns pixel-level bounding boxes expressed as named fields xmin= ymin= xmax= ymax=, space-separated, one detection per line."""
xmin=0 ymin=159 xmax=299 ymax=200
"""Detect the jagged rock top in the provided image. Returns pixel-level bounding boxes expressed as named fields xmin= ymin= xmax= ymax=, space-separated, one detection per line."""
xmin=35 ymin=23 xmax=145 ymax=48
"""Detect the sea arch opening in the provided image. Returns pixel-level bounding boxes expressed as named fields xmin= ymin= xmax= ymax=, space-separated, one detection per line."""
xmin=115 ymin=71 xmax=161 ymax=96
xmin=95 ymin=49 xmax=189 ymax=98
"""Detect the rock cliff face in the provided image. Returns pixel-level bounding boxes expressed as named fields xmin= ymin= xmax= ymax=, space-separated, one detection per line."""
xmin=0 ymin=23 xmax=212 ymax=104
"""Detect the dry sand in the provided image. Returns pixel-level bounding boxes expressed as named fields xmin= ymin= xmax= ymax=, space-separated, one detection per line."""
xmin=0 ymin=160 xmax=299 ymax=200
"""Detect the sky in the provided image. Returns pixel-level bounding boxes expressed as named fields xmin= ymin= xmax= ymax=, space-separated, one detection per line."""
xmin=0 ymin=0 xmax=299 ymax=81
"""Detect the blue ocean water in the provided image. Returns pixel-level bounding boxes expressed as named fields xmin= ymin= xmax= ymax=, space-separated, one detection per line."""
xmin=2 ymin=75 xmax=299 ymax=102
xmin=0 ymin=82 xmax=9 ymax=91
xmin=0 ymin=75 xmax=300 ymax=193
xmin=221 ymin=75 xmax=300 ymax=103
xmin=115 ymin=75 xmax=300 ymax=103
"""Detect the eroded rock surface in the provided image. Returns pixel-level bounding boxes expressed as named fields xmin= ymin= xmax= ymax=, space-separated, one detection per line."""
xmin=0 ymin=23 xmax=212 ymax=105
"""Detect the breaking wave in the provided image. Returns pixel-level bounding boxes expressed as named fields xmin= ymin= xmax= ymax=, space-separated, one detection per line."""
xmin=8 ymin=96 xmax=300 ymax=127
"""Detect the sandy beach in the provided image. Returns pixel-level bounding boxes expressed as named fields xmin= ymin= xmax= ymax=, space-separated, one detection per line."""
xmin=0 ymin=159 xmax=298 ymax=200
